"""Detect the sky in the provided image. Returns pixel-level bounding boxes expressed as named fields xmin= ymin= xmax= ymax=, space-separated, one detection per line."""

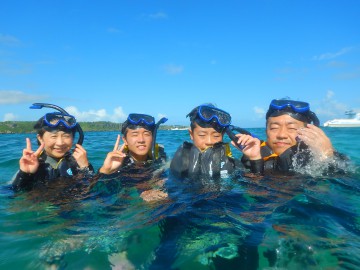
xmin=1 ymin=0 xmax=359 ymax=128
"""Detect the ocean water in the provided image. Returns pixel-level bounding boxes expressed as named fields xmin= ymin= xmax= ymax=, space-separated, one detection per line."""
xmin=1 ymin=128 xmax=360 ymax=270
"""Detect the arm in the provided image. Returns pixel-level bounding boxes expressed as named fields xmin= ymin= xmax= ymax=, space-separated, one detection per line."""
xmin=12 ymin=138 xmax=44 ymax=191
xmin=231 ymin=134 xmax=264 ymax=174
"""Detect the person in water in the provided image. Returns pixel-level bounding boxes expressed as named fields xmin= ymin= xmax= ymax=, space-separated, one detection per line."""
xmin=98 ymin=113 xmax=168 ymax=202
xmin=170 ymin=103 xmax=262 ymax=179
xmin=240 ymin=98 xmax=345 ymax=174
xmin=12 ymin=110 xmax=94 ymax=192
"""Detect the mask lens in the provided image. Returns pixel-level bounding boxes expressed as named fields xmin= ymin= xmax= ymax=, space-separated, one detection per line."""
xmin=270 ymin=99 xmax=310 ymax=113
xmin=198 ymin=106 xmax=231 ymax=127
xmin=44 ymin=113 xmax=77 ymax=128
xmin=128 ymin=114 xmax=155 ymax=126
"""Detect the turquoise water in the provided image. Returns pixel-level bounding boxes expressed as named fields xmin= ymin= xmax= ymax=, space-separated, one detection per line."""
xmin=1 ymin=128 xmax=360 ymax=269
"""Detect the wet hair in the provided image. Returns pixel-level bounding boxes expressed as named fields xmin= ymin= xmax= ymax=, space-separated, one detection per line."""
xmin=121 ymin=121 xmax=155 ymax=136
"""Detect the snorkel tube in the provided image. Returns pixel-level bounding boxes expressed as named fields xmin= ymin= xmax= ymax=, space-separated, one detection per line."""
xmin=225 ymin=125 xmax=256 ymax=150
xmin=151 ymin=117 xmax=168 ymax=160
xmin=30 ymin=103 xmax=84 ymax=145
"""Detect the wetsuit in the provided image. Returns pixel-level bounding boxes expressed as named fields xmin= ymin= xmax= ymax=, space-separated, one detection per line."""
xmin=170 ymin=141 xmax=244 ymax=179
xmin=12 ymin=151 xmax=94 ymax=192
xmin=241 ymin=141 xmax=347 ymax=175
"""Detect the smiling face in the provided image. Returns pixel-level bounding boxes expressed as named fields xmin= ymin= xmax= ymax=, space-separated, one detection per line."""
xmin=37 ymin=130 xmax=74 ymax=159
xmin=266 ymin=114 xmax=306 ymax=155
xmin=189 ymin=122 xmax=224 ymax=152
xmin=123 ymin=127 xmax=153 ymax=161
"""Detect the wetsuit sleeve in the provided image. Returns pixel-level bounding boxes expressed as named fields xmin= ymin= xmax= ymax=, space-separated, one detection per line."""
xmin=241 ymin=155 xmax=264 ymax=174
xmin=170 ymin=145 xmax=188 ymax=178
xmin=11 ymin=170 xmax=36 ymax=192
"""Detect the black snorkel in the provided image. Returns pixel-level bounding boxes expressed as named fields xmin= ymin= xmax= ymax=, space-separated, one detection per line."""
xmin=30 ymin=103 xmax=84 ymax=145
xmin=151 ymin=117 xmax=168 ymax=160
xmin=225 ymin=125 xmax=256 ymax=150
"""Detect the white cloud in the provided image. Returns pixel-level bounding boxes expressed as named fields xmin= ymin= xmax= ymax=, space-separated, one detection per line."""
xmin=65 ymin=106 xmax=127 ymax=122
xmin=315 ymin=90 xmax=347 ymax=117
xmin=0 ymin=90 xmax=47 ymax=104
xmin=0 ymin=33 xmax=21 ymax=46
xmin=107 ymin=27 xmax=121 ymax=33
xmin=312 ymin=47 xmax=352 ymax=61
xmin=164 ymin=64 xmax=183 ymax=75
xmin=3 ymin=113 xmax=17 ymax=121
xmin=253 ymin=106 xmax=265 ymax=118
xmin=149 ymin=12 xmax=168 ymax=19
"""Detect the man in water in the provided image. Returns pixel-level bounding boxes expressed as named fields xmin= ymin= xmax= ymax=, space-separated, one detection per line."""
xmin=239 ymin=98 xmax=345 ymax=173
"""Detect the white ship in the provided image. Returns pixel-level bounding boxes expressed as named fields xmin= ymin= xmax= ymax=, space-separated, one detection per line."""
xmin=323 ymin=110 xmax=360 ymax=127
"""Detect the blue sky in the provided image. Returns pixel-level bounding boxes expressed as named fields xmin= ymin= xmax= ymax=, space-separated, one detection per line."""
xmin=1 ymin=0 xmax=359 ymax=128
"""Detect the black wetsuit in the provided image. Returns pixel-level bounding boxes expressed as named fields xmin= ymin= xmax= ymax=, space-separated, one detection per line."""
xmin=170 ymin=141 xmax=244 ymax=179
xmin=241 ymin=141 xmax=348 ymax=175
xmin=12 ymin=151 xmax=94 ymax=192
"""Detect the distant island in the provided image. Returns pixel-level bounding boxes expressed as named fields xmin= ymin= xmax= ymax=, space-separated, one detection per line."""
xmin=0 ymin=121 xmax=188 ymax=134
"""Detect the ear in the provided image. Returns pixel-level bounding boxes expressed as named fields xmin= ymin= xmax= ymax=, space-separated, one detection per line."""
xmin=188 ymin=128 xmax=194 ymax=141
xmin=37 ymin=134 xmax=44 ymax=144
xmin=122 ymin=136 xmax=128 ymax=145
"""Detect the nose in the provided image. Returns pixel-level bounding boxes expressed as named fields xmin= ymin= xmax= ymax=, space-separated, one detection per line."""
xmin=55 ymin=136 xmax=65 ymax=145
xmin=276 ymin=126 xmax=289 ymax=139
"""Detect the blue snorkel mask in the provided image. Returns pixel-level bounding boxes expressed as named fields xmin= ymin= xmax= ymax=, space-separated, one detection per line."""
xmin=121 ymin=113 xmax=156 ymax=134
xmin=30 ymin=103 xmax=84 ymax=145
xmin=187 ymin=104 xmax=232 ymax=132
xmin=266 ymin=99 xmax=320 ymax=126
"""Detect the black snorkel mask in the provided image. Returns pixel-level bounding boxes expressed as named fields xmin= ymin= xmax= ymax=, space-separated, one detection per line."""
xmin=30 ymin=103 xmax=84 ymax=145
xmin=121 ymin=113 xmax=168 ymax=160
xmin=266 ymin=99 xmax=320 ymax=126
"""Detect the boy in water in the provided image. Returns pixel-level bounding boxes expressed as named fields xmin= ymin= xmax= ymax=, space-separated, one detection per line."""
xmin=170 ymin=103 xmax=262 ymax=179
xmin=98 ymin=113 xmax=168 ymax=201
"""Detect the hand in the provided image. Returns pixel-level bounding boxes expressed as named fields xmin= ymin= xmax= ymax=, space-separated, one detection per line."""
xmin=297 ymin=124 xmax=334 ymax=159
xmin=19 ymin=138 xmax=44 ymax=174
xmin=73 ymin=144 xmax=90 ymax=169
xmin=231 ymin=134 xmax=261 ymax=160
xmin=99 ymin=135 xmax=127 ymax=174
xmin=140 ymin=189 xmax=168 ymax=202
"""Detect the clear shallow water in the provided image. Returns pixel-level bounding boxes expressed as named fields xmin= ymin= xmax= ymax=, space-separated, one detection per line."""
xmin=1 ymin=128 xmax=360 ymax=269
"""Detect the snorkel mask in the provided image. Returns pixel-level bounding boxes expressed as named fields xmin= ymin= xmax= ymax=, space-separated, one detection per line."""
xmin=266 ymin=99 xmax=320 ymax=126
xmin=30 ymin=103 xmax=84 ymax=145
xmin=187 ymin=104 xmax=232 ymax=132
xmin=121 ymin=113 xmax=168 ymax=160
xmin=121 ymin=113 xmax=156 ymax=134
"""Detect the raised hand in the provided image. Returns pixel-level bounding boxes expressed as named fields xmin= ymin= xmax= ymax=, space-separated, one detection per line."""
xmin=73 ymin=144 xmax=90 ymax=169
xmin=297 ymin=124 xmax=334 ymax=160
xmin=99 ymin=135 xmax=127 ymax=174
xmin=231 ymin=134 xmax=261 ymax=160
xmin=19 ymin=138 xmax=44 ymax=174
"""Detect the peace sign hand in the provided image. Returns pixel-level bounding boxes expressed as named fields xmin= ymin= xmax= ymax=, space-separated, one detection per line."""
xmin=19 ymin=138 xmax=45 ymax=174
xmin=99 ymin=135 xmax=127 ymax=174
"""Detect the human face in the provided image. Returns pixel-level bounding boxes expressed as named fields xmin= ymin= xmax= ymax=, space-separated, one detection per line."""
xmin=189 ymin=123 xmax=224 ymax=152
xmin=123 ymin=128 xmax=153 ymax=161
xmin=37 ymin=130 xmax=74 ymax=159
xmin=266 ymin=114 xmax=306 ymax=155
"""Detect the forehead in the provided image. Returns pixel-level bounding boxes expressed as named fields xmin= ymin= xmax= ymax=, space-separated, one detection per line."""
xmin=126 ymin=127 xmax=153 ymax=134
xmin=267 ymin=114 xmax=305 ymax=126
xmin=193 ymin=124 xmax=222 ymax=134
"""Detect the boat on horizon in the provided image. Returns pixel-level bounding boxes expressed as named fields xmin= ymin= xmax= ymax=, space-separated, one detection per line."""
xmin=323 ymin=110 xmax=360 ymax=127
